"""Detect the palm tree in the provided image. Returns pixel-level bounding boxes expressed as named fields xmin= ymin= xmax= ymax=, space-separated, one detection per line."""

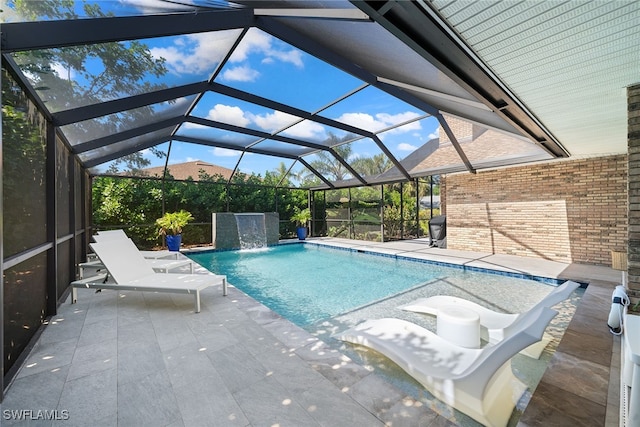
xmin=309 ymin=144 xmax=353 ymax=181
xmin=304 ymin=133 xmax=360 ymax=182
xmin=352 ymin=153 xmax=393 ymax=176
xmin=264 ymin=162 xmax=291 ymax=187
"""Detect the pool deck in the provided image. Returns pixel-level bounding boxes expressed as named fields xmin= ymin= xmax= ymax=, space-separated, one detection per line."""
xmin=1 ymin=237 xmax=622 ymax=426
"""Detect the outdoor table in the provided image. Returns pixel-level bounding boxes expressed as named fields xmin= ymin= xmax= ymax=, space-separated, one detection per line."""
xmin=436 ymin=304 xmax=481 ymax=348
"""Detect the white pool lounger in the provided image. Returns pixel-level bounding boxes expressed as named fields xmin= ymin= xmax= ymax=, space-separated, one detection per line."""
xmin=91 ymin=229 xmax=185 ymax=260
xmin=79 ymin=243 xmax=194 ymax=276
xmin=71 ymin=240 xmax=226 ymax=313
xmin=333 ymin=306 xmax=558 ymax=427
xmin=399 ymin=280 xmax=580 ymax=358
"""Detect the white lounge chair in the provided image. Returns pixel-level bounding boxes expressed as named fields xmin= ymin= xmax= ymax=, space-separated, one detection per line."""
xmin=82 ymin=229 xmax=191 ymax=276
xmin=333 ymin=306 xmax=558 ymax=427
xmin=399 ymin=280 xmax=580 ymax=358
xmin=71 ymin=240 xmax=227 ymax=313
xmin=93 ymin=229 xmax=179 ymax=259
xmin=80 ymin=237 xmax=193 ymax=277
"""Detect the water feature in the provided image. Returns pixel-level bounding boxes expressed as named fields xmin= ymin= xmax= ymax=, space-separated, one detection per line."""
xmin=211 ymin=212 xmax=279 ymax=250
xmin=234 ymin=213 xmax=267 ymax=250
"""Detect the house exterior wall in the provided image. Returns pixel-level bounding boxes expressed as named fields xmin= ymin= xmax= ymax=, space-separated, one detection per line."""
xmin=441 ymin=155 xmax=627 ymax=265
xmin=628 ymin=83 xmax=640 ymax=297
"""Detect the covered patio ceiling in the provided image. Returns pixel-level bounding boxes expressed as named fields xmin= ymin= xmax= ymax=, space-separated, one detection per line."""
xmin=2 ymin=0 xmax=637 ymax=189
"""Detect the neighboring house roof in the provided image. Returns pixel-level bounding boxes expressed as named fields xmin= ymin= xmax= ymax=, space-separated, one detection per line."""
xmin=410 ymin=132 xmax=547 ymax=175
xmin=140 ymin=161 xmax=234 ymax=181
xmin=365 ymin=117 xmax=549 ymax=185
xmin=390 ymin=117 xmax=550 ymax=178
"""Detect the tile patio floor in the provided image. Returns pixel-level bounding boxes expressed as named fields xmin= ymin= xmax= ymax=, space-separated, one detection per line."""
xmin=0 ymin=237 xmax=622 ymax=426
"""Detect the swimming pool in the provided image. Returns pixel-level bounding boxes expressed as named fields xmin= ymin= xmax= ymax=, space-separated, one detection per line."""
xmin=187 ymin=242 xmax=565 ymax=327
xmin=188 ymin=241 xmax=582 ymax=427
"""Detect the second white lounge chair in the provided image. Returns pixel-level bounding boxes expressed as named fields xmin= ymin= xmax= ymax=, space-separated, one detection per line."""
xmin=333 ymin=306 xmax=558 ymax=427
xmin=93 ymin=229 xmax=179 ymax=259
xmin=71 ymin=240 xmax=227 ymax=313
xmin=80 ymin=236 xmax=194 ymax=277
xmin=399 ymin=280 xmax=580 ymax=358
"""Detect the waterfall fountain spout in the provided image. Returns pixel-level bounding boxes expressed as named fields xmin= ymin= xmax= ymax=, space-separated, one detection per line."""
xmin=212 ymin=212 xmax=279 ymax=250
xmin=234 ymin=213 xmax=267 ymax=250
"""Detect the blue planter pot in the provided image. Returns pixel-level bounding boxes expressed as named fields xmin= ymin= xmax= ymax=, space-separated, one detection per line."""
xmin=296 ymin=227 xmax=307 ymax=240
xmin=166 ymin=234 xmax=182 ymax=251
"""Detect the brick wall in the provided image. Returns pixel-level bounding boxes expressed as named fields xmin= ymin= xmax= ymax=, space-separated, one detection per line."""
xmin=628 ymin=83 xmax=640 ymax=297
xmin=441 ymin=155 xmax=627 ymax=265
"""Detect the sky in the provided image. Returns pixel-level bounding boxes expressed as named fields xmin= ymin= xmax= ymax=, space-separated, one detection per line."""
xmin=5 ymin=0 xmax=442 ymax=184
xmin=137 ymin=25 xmax=441 ymax=181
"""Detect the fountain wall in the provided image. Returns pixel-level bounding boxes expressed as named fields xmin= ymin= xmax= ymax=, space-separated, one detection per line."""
xmin=212 ymin=212 xmax=279 ymax=250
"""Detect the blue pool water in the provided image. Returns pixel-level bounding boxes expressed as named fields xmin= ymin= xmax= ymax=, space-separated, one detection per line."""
xmin=188 ymin=243 xmax=558 ymax=326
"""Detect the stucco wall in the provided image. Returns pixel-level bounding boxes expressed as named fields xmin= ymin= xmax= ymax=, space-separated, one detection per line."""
xmin=441 ymin=155 xmax=627 ymax=265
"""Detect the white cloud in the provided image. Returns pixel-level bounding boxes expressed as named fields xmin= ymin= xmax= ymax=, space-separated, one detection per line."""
xmin=249 ymin=110 xmax=299 ymax=133
xmin=247 ymin=110 xmax=324 ymax=139
xmin=207 ymin=104 xmax=250 ymax=127
xmin=268 ymin=49 xmax=304 ymax=68
xmin=229 ymin=29 xmax=272 ymax=62
xmin=429 ymin=129 xmax=440 ymax=140
xmin=398 ymin=143 xmax=418 ymax=151
xmin=188 ymin=104 xmax=326 ymax=141
xmin=149 ymin=46 xmax=184 ymax=70
xmin=164 ymin=96 xmax=191 ymax=109
xmin=221 ymin=65 xmax=260 ymax=82
xmin=150 ymin=31 xmax=241 ymax=75
xmin=230 ymin=28 xmax=304 ymax=69
xmin=141 ymin=25 xmax=304 ymax=80
xmin=211 ymin=147 xmax=240 ymax=157
xmin=376 ymin=112 xmax=422 ymax=132
xmin=281 ymin=121 xmax=326 ymax=139
xmin=181 ymin=121 xmax=200 ymax=129
xmin=337 ymin=111 xmax=422 ymax=133
xmin=337 ymin=113 xmax=385 ymax=131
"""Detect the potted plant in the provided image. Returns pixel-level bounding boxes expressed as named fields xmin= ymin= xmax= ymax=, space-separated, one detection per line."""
xmin=290 ymin=208 xmax=311 ymax=240
xmin=156 ymin=210 xmax=194 ymax=251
